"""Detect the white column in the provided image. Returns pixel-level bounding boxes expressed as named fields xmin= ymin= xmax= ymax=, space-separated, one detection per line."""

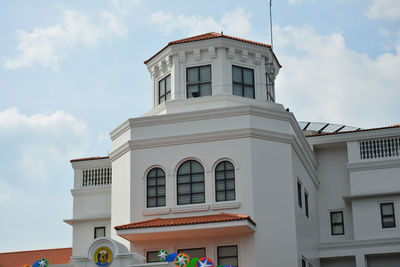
xmin=355 ymin=253 xmax=366 ymax=267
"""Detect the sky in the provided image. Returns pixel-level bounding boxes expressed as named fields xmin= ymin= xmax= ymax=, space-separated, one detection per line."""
xmin=0 ymin=0 xmax=400 ymax=252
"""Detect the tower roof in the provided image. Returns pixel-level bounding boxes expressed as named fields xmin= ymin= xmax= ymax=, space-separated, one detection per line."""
xmin=144 ymin=32 xmax=281 ymax=67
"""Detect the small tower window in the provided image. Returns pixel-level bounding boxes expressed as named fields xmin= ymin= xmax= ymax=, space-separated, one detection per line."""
xmin=159 ymin=75 xmax=171 ymax=104
xmin=232 ymin=65 xmax=254 ymax=99
xmin=186 ymin=65 xmax=212 ymax=98
xmin=266 ymin=72 xmax=275 ymax=102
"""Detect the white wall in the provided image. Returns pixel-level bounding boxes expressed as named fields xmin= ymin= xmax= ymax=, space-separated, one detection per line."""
xmin=72 ymin=219 xmax=110 ymax=256
xmin=315 ymin=144 xmax=354 ymax=243
xmin=352 ymin=197 xmax=400 ymax=240
xmin=292 ymin=149 xmax=320 ymax=267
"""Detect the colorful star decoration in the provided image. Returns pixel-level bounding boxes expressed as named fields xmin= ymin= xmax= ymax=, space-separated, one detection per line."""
xmin=196 ymin=257 xmax=214 ymax=267
xmin=158 ymin=249 xmax=169 ymax=262
xmin=174 ymin=253 xmax=190 ymax=267
xmin=38 ymin=259 xmax=48 ymax=267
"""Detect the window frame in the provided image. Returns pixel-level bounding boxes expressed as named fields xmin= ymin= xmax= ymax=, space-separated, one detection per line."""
xmin=215 ymin=161 xmax=236 ymax=202
xmin=266 ymin=71 xmax=275 ymax=102
xmin=305 ymin=190 xmax=309 ymax=218
xmin=146 ymin=250 xmax=160 ymax=263
xmin=232 ymin=65 xmax=255 ymax=99
xmin=297 ymin=180 xmax=302 ymax=208
xmin=158 ymin=74 xmax=171 ymax=104
xmin=330 ymin=211 xmax=345 ymax=235
xmin=177 ymin=247 xmax=206 ymax=259
xmin=146 ymin=167 xmax=166 ymax=208
xmin=94 ymin=226 xmax=106 ymax=239
xmin=186 ymin=65 xmax=212 ymax=98
xmin=177 ymin=160 xmax=205 ymax=205
xmin=217 ymin=245 xmax=239 ymax=267
xmin=380 ymin=202 xmax=396 ymax=228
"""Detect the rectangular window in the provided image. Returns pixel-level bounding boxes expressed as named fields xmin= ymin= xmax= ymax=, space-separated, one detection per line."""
xmin=266 ymin=72 xmax=275 ymax=102
xmin=217 ymin=245 xmax=238 ymax=267
xmin=232 ymin=65 xmax=254 ymax=99
xmin=146 ymin=251 xmax=159 ymax=263
xmin=330 ymin=211 xmax=344 ymax=235
xmin=159 ymin=74 xmax=171 ymax=104
xmin=94 ymin=226 xmax=105 ymax=239
xmin=297 ymin=181 xmax=302 ymax=208
xmin=186 ymin=65 xmax=211 ymax=98
xmin=381 ymin=202 xmax=396 ymax=228
xmin=305 ymin=191 xmax=309 ymax=218
xmin=177 ymin=248 xmax=206 ymax=259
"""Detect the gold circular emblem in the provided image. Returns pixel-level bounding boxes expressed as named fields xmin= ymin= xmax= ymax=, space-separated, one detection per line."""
xmin=94 ymin=246 xmax=113 ymax=266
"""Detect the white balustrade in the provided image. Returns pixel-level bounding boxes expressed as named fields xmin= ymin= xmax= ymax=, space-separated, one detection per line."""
xmin=359 ymin=137 xmax=400 ymax=160
xmin=82 ymin=168 xmax=112 ymax=187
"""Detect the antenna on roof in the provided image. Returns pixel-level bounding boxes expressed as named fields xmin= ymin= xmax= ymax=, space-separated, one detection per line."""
xmin=269 ymin=0 xmax=274 ymax=50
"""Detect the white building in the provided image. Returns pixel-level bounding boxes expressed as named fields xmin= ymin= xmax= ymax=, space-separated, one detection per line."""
xmin=65 ymin=32 xmax=400 ymax=267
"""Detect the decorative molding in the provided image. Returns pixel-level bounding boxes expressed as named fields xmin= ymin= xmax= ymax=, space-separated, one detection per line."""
xmin=208 ymin=47 xmax=216 ymax=59
xmin=343 ymin=191 xmax=400 ymax=202
xmin=71 ymin=186 xmax=111 ymax=197
xmin=227 ymin=47 xmax=235 ymax=59
xmin=210 ymin=201 xmax=241 ymax=210
xmin=254 ymin=52 xmax=261 ymax=65
xmin=63 ymin=216 xmax=111 ymax=225
xmin=319 ymin=237 xmax=400 ymax=251
xmin=193 ymin=48 xmax=201 ymax=61
xmin=240 ymin=50 xmax=248 ymax=62
xmin=347 ymin=158 xmax=400 ymax=171
xmin=179 ymin=51 xmax=186 ymax=63
xmin=143 ymin=208 xmax=171 ymax=216
xmin=171 ymin=204 xmax=209 ymax=214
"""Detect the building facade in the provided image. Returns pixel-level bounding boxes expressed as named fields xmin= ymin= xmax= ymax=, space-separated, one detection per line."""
xmin=65 ymin=33 xmax=400 ymax=267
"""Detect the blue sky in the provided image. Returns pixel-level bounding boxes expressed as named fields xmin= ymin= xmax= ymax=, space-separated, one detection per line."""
xmin=0 ymin=0 xmax=399 ymax=252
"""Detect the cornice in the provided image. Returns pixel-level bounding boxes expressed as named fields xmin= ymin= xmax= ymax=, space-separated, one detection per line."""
xmin=64 ymin=216 xmax=111 ymax=225
xmin=343 ymin=191 xmax=400 ymax=202
xmin=71 ymin=186 xmax=111 ymax=197
xmin=347 ymin=158 xmax=400 ymax=171
xmin=319 ymin=237 xmax=400 ymax=251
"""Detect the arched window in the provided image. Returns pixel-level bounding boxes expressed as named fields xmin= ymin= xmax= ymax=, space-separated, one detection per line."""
xmin=177 ymin=160 xmax=205 ymax=205
xmin=147 ymin=167 xmax=166 ymax=208
xmin=215 ymin=161 xmax=235 ymax=202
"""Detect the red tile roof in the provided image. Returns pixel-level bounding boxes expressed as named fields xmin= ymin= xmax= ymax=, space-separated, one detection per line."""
xmin=306 ymin=124 xmax=400 ymax=137
xmin=70 ymin=156 xmax=109 ymax=162
xmin=144 ymin=32 xmax=281 ymax=67
xmin=115 ymin=212 xmax=256 ymax=230
xmin=0 ymin=247 xmax=72 ymax=267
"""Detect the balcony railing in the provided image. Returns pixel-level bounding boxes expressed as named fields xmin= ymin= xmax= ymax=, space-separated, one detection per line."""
xmin=82 ymin=168 xmax=112 ymax=187
xmin=359 ymin=137 xmax=400 ymax=160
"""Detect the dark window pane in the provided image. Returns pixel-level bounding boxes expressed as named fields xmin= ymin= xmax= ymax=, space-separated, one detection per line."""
xmin=232 ymin=66 xmax=242 ymax=83
xmin=177 ymin=248 xmax=206 ymax=259
xmin=200 ymin=83 xmax=212 ymax=96
xmin=233 ymin=83 xmax=242 ymax=96
xmin=177 ymin=160 xmax=205 ymax=205
xmin=147 ymin=167 xmax=166 ymax=208
xmin=232 ymin=65 xmax=254 ymax=99
xmin=243 ymin=68 xmax=253 ymax=85
xmin=215 ymin=161 xmax=236 ymax=202
xmin=187 ymin=68 xmax=198 ymax=83
xmin=94 ymin=227 xmax=105 ymax=239
xmin=199 ymin=66 xmax=211 ymax=82
xmin=147 ymin=251 xmax=159 ymax=263
xmin=218 ymin=245 xmax=238 ymax=267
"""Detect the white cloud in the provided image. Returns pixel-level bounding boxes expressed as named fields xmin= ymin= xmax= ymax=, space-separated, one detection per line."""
xmin=366 ymin=0 xmax=400 ymax=20
xmin=0 ymin=107 xmax=86 ymax=137
xmin=5 ymin=9 xmax=126 ymax=70
xmin=150 ymin=7 xmax=252 ymax=37
xmin=274 ymin=25 xmax=400 ymax=128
